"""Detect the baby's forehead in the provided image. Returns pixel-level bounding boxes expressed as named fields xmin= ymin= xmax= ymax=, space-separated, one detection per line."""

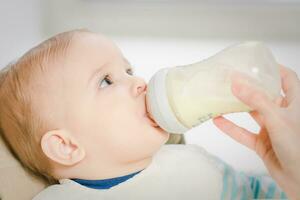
xmin=59 ymin=32 xmax=122 ymax=71
xmin=69 ymin=33 xmax=120 ymax=58
xmin=48 ymin=33 xmax=127 ymax=83
xmin=40 ymin=32 xmax=127 ymax=85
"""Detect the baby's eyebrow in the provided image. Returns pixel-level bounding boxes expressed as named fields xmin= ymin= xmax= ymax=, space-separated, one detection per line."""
xmin=88 ymin=57 xmax=134 ymax=86
xmin=123 ymin=57 xmax=133 ymax=68
xmin=123 ymin=57 xmax=130 ymax=65
xmin=123 ymin=57 xmax=135 ymax=73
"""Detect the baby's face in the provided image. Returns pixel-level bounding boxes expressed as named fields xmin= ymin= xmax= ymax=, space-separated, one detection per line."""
xmin=42 ymin=33 xmax=169 ymax=166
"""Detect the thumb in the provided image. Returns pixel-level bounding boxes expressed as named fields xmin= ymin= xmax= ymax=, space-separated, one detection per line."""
xmin=230 ymin=72 xmax=279 ymax=117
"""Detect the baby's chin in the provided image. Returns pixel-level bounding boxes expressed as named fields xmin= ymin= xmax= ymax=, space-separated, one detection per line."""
xmin=152 ymin=125 xmax=170 ymax=144
xmin=138 ymin=113 xmax=170 ymax=145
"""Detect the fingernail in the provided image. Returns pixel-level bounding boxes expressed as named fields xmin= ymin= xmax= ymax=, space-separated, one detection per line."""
xmin=274 ymin=96 xmax=283 ymax=106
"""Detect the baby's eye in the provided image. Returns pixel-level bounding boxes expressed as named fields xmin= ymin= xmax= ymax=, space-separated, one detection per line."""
xmin=99 ymin=75 xmax=112 ymax=89
xmin=127 ymin=68 xmax=134 ymax=75
xmin=98 ymin=69 xmax=133 ymax=89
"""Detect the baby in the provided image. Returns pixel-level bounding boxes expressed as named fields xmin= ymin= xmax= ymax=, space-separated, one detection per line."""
xmin=0 ymin=29 xmax=287 ymax=199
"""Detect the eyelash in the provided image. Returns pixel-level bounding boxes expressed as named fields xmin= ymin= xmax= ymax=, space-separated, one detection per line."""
xmin=99 ymin=69 xmax=134 ymax=88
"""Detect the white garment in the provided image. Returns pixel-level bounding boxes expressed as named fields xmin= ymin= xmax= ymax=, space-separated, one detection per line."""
xmin=33 ymin=144 xmax=224 ymax=200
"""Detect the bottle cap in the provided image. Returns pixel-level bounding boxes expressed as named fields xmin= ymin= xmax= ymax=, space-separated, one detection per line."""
xmin=146 ymin=68 xmax=189 ymax=134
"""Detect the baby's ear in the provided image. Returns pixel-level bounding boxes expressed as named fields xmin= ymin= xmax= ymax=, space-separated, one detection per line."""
xmin=40 ymin=129 xmax=85 ymax=166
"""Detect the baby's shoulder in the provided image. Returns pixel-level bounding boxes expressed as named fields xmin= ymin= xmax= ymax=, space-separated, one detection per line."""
xmin=158 ymin=144 xmax=215 ymax=158
xmin=32 ymin=184 xmax=62 ymax=200
xmin=32 ymin=181 xmax=86 ymax=200
xmin=151 ymin=144 xmax=224 ymax=195
xmin=155 ymin=144 xmax=223 ymax=169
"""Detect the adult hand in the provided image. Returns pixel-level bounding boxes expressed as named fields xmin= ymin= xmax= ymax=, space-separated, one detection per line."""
xmin=212 ymin=65 xmax=300 ymax=200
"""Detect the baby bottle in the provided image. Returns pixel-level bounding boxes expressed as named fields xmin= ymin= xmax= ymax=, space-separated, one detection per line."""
xmin=146 ymin=41 xmax=281 ymax=134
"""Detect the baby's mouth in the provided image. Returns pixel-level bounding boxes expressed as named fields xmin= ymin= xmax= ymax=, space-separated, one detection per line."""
xmin=144 ymin=92 xmax=161 ymax=128
xmin=144 ymin=111 xmax=159 ymax=127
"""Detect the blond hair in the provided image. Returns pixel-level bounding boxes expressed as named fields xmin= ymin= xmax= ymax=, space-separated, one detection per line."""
xmin=0 ymin=29 xmax=90 ymax=184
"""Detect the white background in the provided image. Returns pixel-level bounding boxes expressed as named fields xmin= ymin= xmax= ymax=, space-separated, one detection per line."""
xmin=1 ymin=0 xmax=299 ymax=175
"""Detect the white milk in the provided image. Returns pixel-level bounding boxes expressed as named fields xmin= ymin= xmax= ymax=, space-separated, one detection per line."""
xmin=146 ymin=41 xmax=281 ymax=134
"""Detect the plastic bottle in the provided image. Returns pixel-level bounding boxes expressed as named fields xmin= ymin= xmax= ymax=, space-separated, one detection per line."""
xmin=146 ymin=41 xmax=281 ymax=134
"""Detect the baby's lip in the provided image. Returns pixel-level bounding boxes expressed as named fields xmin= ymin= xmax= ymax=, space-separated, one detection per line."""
xmin=144 ymin=93 xmax=159 ymax=127
xmin=146 ymin=111 xmax=154 ymax=121
xmin=144 ymin=111 xmax=159 ymax=127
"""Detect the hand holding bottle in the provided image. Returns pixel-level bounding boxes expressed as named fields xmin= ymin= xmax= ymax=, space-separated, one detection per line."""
xmin=213 ymin=65 xmax=300 ymax=200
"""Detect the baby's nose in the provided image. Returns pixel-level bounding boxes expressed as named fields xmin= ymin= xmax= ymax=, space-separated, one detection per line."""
xmin=137 ymin=82 xmax=146 ymax=94
xmin=133 ymin=77 xmax=147 ymax=96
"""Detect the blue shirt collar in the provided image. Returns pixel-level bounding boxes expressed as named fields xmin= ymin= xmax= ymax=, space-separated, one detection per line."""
xmin=72 ymin=170 xmax=143 ymax=190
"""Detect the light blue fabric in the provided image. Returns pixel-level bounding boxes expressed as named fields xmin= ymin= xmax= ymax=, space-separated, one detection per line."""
xmin=215 ymin=156 xmax=288 ymax=199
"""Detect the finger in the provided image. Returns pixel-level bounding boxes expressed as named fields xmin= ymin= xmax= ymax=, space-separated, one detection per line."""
xmin=270 ymin=94 xmax=288 ymax=108
xmin=249 ymin=110 xmax=264 ymax=127
xmin=230 ymin=71 xmax=278 ymax=117
xmin=279 ymin=64 xmax=300 ymax=105
xmin=213 ymin=116 xmax=257 ymax=150
xmin=281 ymin=98 xmax=289 ymax=108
